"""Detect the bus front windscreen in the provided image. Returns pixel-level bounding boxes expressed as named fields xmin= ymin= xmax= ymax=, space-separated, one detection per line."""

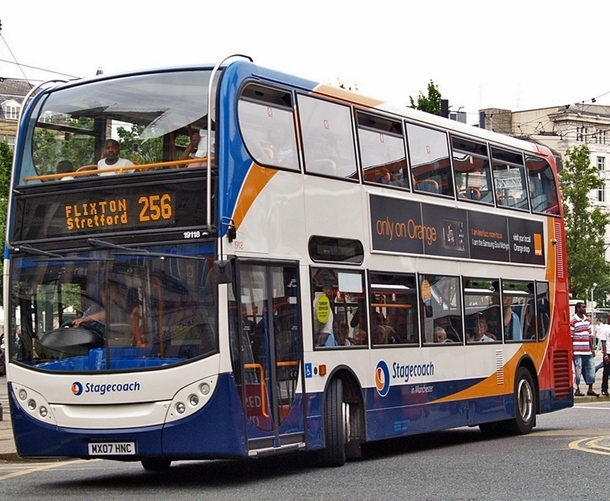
xmin=9 ymin=247 xmax=218 ymax=372
xmin=19 ymin=68 xmax=217 ymax=185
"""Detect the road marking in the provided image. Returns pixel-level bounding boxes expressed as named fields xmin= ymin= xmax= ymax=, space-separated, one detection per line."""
xmin=0 ymin=459 xmax=86 ymax=480
xmin=569 ymin=436 xmax=610 ymax=456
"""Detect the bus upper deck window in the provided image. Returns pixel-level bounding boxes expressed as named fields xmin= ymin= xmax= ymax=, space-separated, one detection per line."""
xmin=298 ymin=95 xmax=358 ymax=180
xmin=492 ymin=148 xmax=530 ymax=211
xmin=451 ymin=135 xmax=493 ymax=204
xmin=357 ymin=111 xmax=408 ymax=189
xmin=238 ymin=84 xmax=299 ymax=171
xmin=407 ymin=123 xmax=454 ymax=198
xmin=526 ymin=155 xmax=559 ymax=215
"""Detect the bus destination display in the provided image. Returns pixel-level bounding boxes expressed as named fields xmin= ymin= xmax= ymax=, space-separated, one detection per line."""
xmin=64 ymin=193 xmax=174 ymax=231
xmin=12 ymin=180 xmax=211 ymax=243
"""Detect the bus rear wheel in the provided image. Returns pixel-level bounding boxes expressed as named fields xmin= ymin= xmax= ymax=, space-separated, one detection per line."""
xmin=479 ymin=367 xmax=536 ymax=436
xmin=321 ymin=378 xmax=348 ymax=467
xmin=508 ymin=367 xmax=536 ymax=434
xmin=141 ymin=458 xmax=172 ymax=471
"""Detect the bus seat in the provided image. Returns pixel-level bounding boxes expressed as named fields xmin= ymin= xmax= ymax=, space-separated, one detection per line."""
xmin=416 ymin=179 xmax=440 ymax=193
xmin=459 ymin=187 xmax=480 ymax=200
xmin=498 ymin=195 xmax=516 ymax=207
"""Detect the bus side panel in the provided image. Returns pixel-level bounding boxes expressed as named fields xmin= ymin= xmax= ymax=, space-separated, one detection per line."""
xmin=161 ymin=374 xmax=247 ymax=457
xmin=538 ymin=348 xmax=573 ymax=413
xmin=539 ymin=388 xmax=573 ymax=413
xmin=363 ymin=379 xmax=477 ymax=440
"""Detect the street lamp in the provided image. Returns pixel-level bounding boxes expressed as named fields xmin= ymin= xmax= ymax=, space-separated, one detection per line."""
xmin=591 ymin=283 xmax=598 ymax=313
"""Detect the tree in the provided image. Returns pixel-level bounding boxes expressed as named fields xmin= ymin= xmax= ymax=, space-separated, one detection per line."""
xmin=409 ymin=80 xmax=442 ymax=115
xmin=115 ymin=125 xmax=164 ymax=164
xmin=560 ymin=144 xmax=610 ymax=303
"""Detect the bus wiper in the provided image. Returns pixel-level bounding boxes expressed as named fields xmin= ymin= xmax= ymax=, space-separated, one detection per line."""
xmin=87 ymin=238 xmax=203 ymax=260
xmin=87 ymin=238 xmax=148 ymax=253
xmin=10 ymin=243 xmax=63 ymax=258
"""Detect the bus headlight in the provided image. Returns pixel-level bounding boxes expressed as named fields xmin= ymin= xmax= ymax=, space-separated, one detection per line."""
xmin=12 ymin=384 xmax=55 ymax=425
xmin=166 ymin=377 xmax=217 ymax=423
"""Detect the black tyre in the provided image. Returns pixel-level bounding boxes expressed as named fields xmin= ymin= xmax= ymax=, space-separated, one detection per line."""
xmin=141 ymin=458 xmax=172 ymax=471
xmin=506 ymin=367 xmax=536 ymax=435
xmin=480 ymin=367 xmax=536 ymax=436
xmin=321 ymin=378 xmax=347 ymax=467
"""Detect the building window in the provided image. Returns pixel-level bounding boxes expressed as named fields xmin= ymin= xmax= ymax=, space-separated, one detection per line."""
xmin=0 ymin=135 xmax=15 ymax=150
xmin=1 ymin=99 xmax=21 ymax=120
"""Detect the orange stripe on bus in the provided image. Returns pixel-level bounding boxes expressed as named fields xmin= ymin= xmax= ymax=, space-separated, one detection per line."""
xmin=232 ymin=164 xmax=277 ymax=229
xmin=437 ymin=344 xmax=549 ymax=402
xmin=313 ymin=84 xmax=384 ymax=108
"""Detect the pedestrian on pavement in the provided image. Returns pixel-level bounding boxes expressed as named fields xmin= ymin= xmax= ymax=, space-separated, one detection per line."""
xmin=595 ymin=318 xmax=603 ymax=349
xmin=571 ymin=301 xmax=598 ymax=397
xmin=599 ymin=313 xmax=610 ymax=396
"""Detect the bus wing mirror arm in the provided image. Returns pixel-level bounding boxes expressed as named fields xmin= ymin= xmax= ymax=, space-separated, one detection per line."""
xmin=213 ymin=260 xmax=233 ymax=284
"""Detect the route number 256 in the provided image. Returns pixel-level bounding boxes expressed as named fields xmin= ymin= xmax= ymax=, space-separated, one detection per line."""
xmin=138 ymin=194 xmax=173 ymax=222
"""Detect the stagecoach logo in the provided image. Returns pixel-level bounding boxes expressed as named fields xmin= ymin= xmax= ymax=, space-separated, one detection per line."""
xmin=375 ymin=360 xmax=391 ymax=397
xmin=71 ymin=380 xmax=142 ymax=396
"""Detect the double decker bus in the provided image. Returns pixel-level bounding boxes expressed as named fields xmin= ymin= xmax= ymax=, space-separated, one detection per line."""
xmin=4 ymin=56 xmax=572 ymax=470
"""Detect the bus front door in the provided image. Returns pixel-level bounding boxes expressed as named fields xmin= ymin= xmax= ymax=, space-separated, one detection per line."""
xmin=233 ymin=262 xmax=305 ymax=453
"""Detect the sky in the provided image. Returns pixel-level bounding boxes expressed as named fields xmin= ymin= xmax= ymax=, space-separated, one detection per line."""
xmin=1 ymin=1 xmax=610 ymax=125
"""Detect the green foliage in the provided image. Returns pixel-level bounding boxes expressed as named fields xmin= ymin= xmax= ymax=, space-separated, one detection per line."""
xmin=32 ymin=128 xmax=61 ymax=175
xmin=560 ymin=144 xmax=610 ymax=303
xmin=33 ymin=118 xmax=95 ymax=172
xmin=336 ymin=79 xmax=359 ymax=93
xmin=115 ymin=125 xmax=164 ymax=164
xmin=60 ymin=118 xmax=95 ymax=167
xmin=409 ymin=80 xmax=442 ymax=115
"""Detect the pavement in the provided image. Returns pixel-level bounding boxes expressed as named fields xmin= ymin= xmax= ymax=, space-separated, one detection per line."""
xmin=0 ymin=375 xmax=19 ymax=461
xmin=0 ymin=351 xmax=607 ymax=462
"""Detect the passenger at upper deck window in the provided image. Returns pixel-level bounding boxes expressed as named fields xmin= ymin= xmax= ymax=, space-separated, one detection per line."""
xmin=56 ymin=160 xmax=75 ymax=180
xmin=97 ymin=139 xmax=135 ymax=175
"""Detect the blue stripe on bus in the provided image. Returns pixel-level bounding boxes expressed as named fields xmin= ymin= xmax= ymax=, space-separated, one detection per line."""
xmin=10 ymin=374 xmax=247 ymax=459
xmin=10 ymin=373 xmax=572 ymax=458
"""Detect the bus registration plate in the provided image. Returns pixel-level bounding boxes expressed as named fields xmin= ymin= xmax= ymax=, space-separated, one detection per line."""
xmin=88 ymin=442 xmax=136 ymax=456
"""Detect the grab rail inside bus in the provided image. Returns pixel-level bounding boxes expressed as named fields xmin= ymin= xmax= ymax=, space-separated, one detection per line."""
xmin=22 ymin=157 xmax=211 ymax=182
xmin=242 ymin=361 xmax=298 ymax=419
xmin=243 ymin=362 xmax=269 ymax=418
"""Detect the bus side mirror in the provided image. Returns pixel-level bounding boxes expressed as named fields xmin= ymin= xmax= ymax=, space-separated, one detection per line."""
xmin=213 ymin=260 xmax=233 ymax=284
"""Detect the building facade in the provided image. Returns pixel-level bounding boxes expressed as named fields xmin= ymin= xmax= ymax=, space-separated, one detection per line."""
xmin=0 ymin=78 xmax=33 ymax=149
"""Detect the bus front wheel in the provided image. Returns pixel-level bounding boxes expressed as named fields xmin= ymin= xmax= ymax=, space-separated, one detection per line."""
xmin=141 ymin=458 xmax=172 ymax=471
xmin=321 ymin=378 xmax=348 ymax=467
